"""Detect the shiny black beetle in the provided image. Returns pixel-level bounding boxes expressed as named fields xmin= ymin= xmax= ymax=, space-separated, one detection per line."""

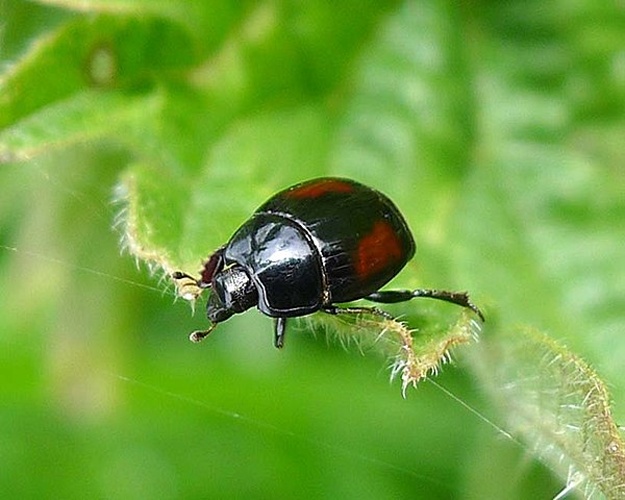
xmin=173 ymin=177 xmax=483 ymax=347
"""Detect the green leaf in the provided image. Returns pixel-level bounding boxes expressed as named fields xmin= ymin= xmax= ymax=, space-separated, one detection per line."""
xmin=113 ymin=7 xmax=625 ymax=494
xmin=471 ymin=328 xmax=625 ymax=498
xmin=114 ymin=2 xmax=484 ymax=399
xmin=0 ymin=90 xmax=162 ymax=162
xmin=3 ymin=0 xmax=625 ymax=497
xmin=0 ymin=15 xmax=196 ymax=131
xmin=450 ymin=0 xmax=625 ymax=420
xmin=29 ymin=0 xmax=246 ymax=43
xmin=308 ymin=307 xmax=480 ymax=396
xmin=118 ymin=106 xmax=333 ymax=274
xmin=330 ymin=1 xmax=473 ymax=247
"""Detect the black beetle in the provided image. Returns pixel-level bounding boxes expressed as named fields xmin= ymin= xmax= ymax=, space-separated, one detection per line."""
xmin=173 ymin=177 xmax=483 ymax=347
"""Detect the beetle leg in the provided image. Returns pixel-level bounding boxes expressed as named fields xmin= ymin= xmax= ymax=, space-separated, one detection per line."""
xmin=274 ymin=317 xmax=287 ymax=349
xmin=322 ymin=304 xmax=396 ymax=321
xmin=365 ymin=289 xmax=485 ymax=322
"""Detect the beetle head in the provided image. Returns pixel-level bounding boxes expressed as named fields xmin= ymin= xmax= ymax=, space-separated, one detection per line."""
xmin=188 ymin=265 xmax=258 ymax=343
xmin=206 ymin=265 xmax=258 ymax=324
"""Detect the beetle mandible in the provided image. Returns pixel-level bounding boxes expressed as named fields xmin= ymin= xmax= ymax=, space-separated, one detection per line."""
xmin=173 ymin=177 xmax=484 ymax=347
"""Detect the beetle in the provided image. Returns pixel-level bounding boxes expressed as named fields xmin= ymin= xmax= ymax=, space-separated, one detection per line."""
xmin=173 ymin=177 xmax=484 ymax=348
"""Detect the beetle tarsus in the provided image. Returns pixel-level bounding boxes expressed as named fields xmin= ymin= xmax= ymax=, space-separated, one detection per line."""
xmin=274 ymin=317 xmax=287 ymax=348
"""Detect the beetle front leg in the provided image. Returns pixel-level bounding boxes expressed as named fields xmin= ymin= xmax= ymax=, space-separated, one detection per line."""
xmin=274 ymin=317 xmax=287 ymax=349
xmin=365 ymin=289 xmax=484 ymax=322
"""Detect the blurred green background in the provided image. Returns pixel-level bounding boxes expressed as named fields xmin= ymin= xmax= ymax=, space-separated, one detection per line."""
xmin=1 ymin=0 xmax=624 ymax=498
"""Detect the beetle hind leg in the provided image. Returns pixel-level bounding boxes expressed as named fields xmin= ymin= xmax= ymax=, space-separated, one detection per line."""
xmin=322 ymin=304 xmax=395 ymax=321
xmin=365 ymin=289 xmax=484 ymax=322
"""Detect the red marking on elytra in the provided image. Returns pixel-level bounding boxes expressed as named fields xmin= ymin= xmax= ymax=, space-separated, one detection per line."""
xmin=353 ymin=220 xmax=403 ymax=279
xmin=286 ymin=179 xmax=354 ymax=199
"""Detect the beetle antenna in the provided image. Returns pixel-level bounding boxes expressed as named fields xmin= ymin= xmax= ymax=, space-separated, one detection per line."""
xmin=189 ymin=323 xmax=217 ymax=343
xmin=171 ymin=271 xmax=197 ymax=282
